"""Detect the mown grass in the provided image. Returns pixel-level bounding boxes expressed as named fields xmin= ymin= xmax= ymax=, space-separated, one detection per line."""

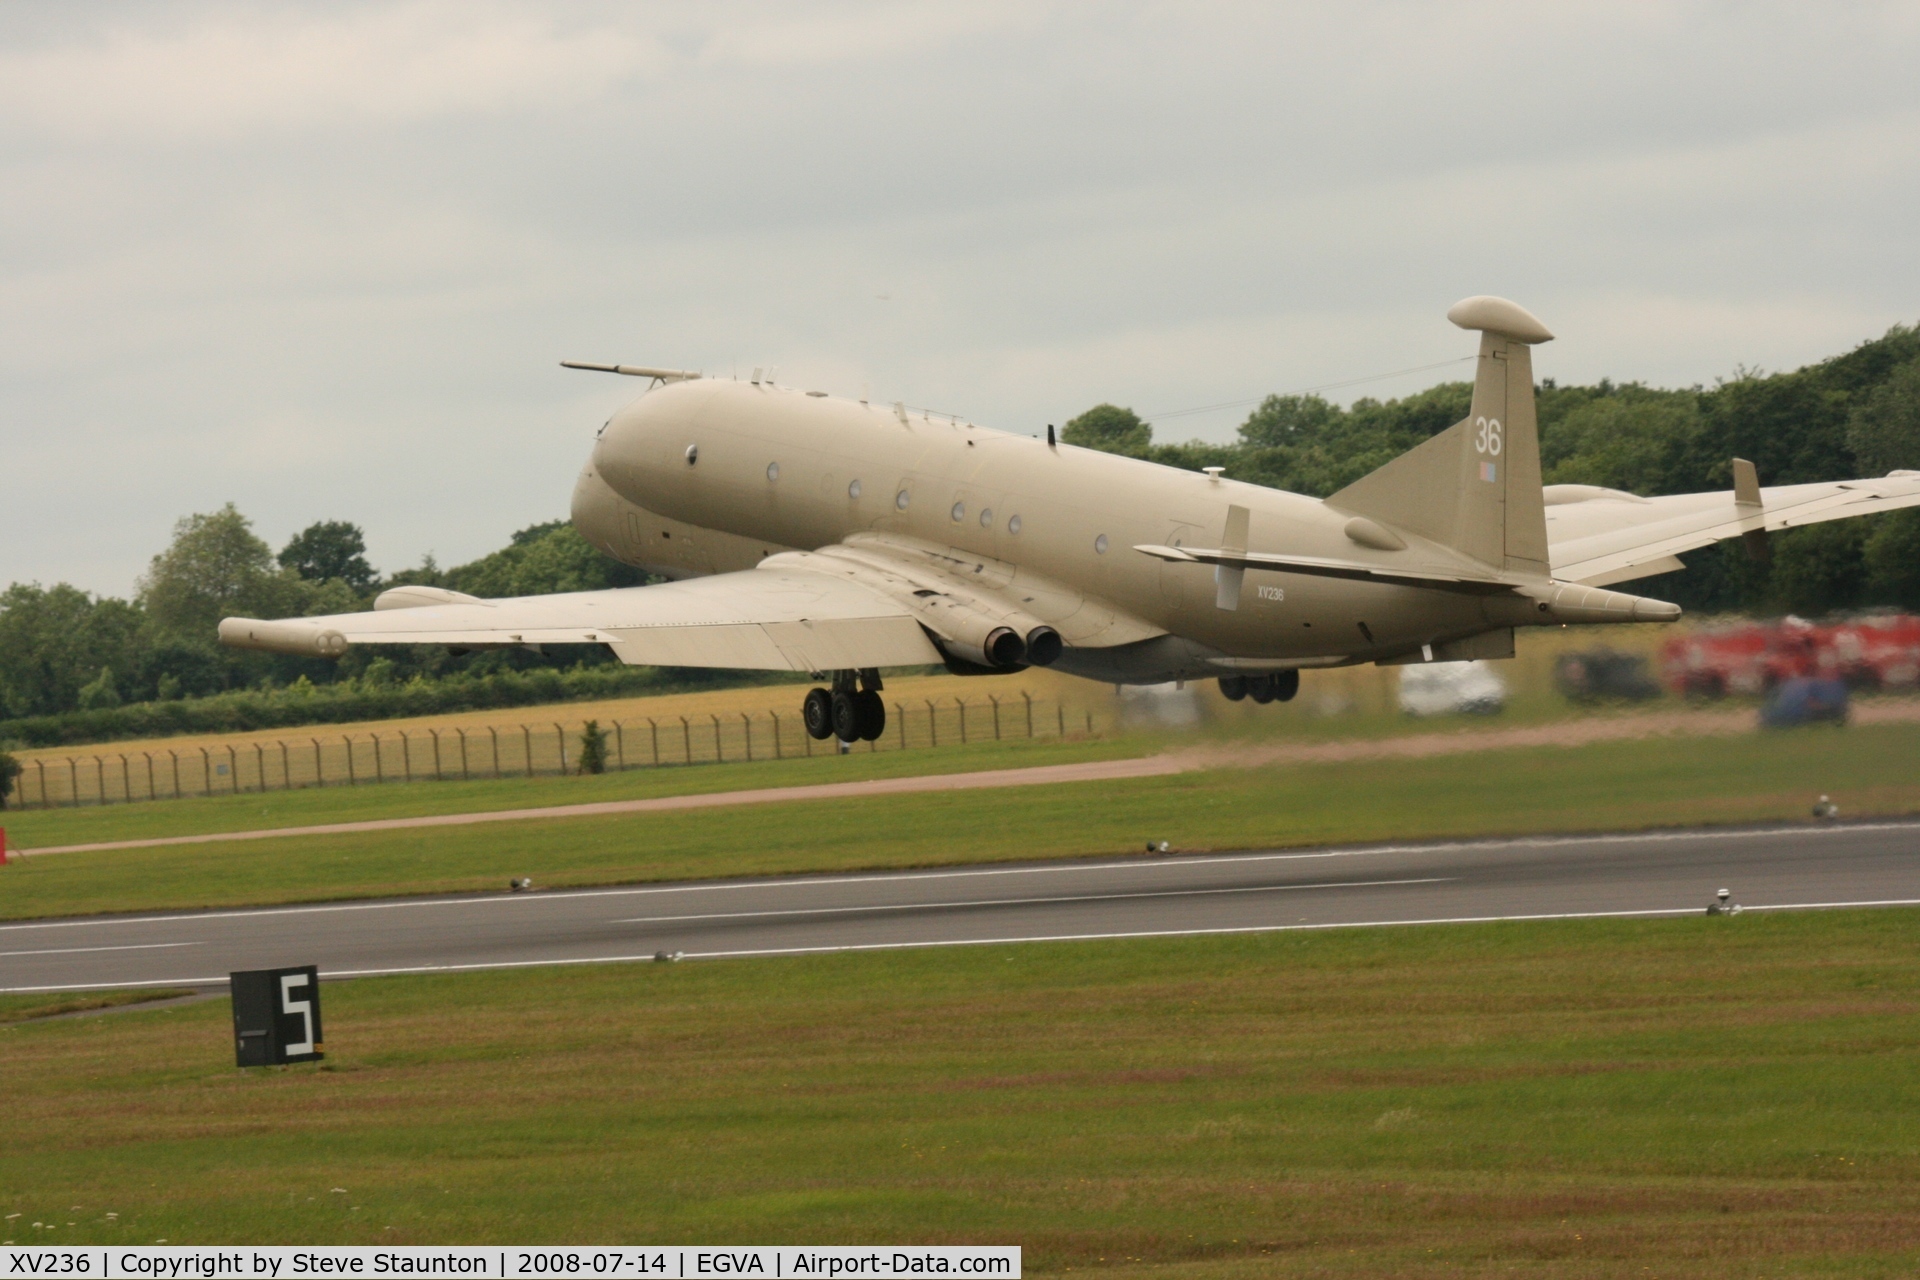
xmin=0 ymin=989 xmax=195 ymax=1024
xmin=4 ymin=722 xmax=1917 ymax=922
xmin=3 ymin=908 xmax=1919 ymax=1274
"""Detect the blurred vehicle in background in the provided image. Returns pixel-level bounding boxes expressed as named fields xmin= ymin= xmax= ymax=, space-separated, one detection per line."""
xmin=1554 ymin=648 xmax=1662 ymax=703
xmin=1760 ymin=676 xmax=1850 ymax=728
xmin=1661 ymin=614 xmax=1920 ymax=698
xmin=1398 ymin=661 xmax=1507 ymax=717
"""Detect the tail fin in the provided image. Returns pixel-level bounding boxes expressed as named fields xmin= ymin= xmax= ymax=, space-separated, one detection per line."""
xmin=1325 ymin=296 xmax=1553 ymax=578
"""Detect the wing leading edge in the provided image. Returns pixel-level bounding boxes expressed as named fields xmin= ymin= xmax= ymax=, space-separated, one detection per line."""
xmin=219 ymin=565 xmax=943 ymax=672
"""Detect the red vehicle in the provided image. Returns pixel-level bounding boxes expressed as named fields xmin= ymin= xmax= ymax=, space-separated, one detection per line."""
xmin=1661 ymin=614 xmax=1920 ymax=697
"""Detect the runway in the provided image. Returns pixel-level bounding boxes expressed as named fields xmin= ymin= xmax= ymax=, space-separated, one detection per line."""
xmin=3 ymin=819 xmax=1917 ymax=993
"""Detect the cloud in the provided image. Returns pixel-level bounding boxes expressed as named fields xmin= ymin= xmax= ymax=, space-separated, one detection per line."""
xmin=2 ymin=2 xmax=1919 ymax=593
xmin=0 ymin=2 xmax=663 ymax=142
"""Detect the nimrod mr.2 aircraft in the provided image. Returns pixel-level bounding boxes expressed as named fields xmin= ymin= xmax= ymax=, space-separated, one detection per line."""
xmin=223 ymin=297 xmax=1920 ymax=742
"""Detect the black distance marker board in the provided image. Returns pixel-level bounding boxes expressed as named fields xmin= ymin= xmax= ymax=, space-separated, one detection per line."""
xmin=231 ymin=965 xmax=324 ymax=1066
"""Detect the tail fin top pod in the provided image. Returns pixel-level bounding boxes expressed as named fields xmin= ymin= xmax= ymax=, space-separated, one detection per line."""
xmin=1326 ymin=296 xmax=1553 ymax=578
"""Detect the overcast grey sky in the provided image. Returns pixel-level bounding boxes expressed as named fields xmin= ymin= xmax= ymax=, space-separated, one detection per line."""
xmin=5 ymin=1 xmax=1918 ymax=596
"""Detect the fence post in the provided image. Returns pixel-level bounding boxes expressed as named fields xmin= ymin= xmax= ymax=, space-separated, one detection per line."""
xmin=94 ymin=757 xmax=105 ymax=804
xmin=225 ymin=745 xmax=238 ymax=793
xmin=896 ymin=703 xmax=906 ymax=748
xmin=430 ymin=730 xmax=443 ymax=781
xmin=956 ymin=697 xmax=968 ymax=745
xmin=741 ymin=712 xmax=753 ymax=762
xmin=253 ymin=743 xmax=264 ymax=792
xmin=648 ymin=718 xmax=659 ymax=766
xmin=489 ymin=726 xmax=500 ymax=778
xmin=278 ymin=741 xmax=290 ymax=791
xmin=399 ymin=731 xmax=414 ymax=783
xmin=117 ymin=755 xmax=131 ymax=803
xmin=1058 ymin=703 xmax=1065 ymax=736
xmin=144 ymin=752 xmax=156 ymax=801
xmin=312 ymin=739 xmax=324 ymax=788
xmin=458 ymin=728 xmax=470 ymax=781
xmin=990 ymin=695 xmax=1001 ymax=741
xmin=615 ymin=721 xmax=626 ymax=770
xmin=680 ymin=717 xmax=692 ymax=764
xmin=925 ymin=700 xmax=938 ymax=747
xmin=770 ymin=711 xmax=783 ymax=760
xmin=1024 ymin=691 xmax=1033 ymax=738
xmin=370 ymin=734 xmax=384 ymax=784
xmin=554 ymin=724 xmax=567 ymax=774
xmin=711 ymin=714 xmax=723 ymax=762
xmin=35 ymin=759 xmax=46 ymax=808
xmin=521 ymin=725 xmax=532 ymax=778
xmin=168 ymin=751 xmax=180 ymax=799
xmin=345 ymin=738 xmax=358 ymax=786
xmin=1086 ymin=710 xmax=1094 ymax=734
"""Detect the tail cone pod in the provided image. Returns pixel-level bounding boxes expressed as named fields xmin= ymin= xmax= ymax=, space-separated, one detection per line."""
xmin=1523 ymin=583 xmax=1682 ymax=625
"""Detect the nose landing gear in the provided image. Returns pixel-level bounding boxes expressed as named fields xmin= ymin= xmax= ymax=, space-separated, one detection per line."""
xmin=803 ymin=669 xmax=887 ymax=743
xmin=1217 ymin=670 xmax=1299 ymax=704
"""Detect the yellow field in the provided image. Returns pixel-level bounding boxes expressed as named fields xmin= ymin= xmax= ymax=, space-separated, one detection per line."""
xmin=7 ymin=624 xmax=1681 ymax=809
xmin=8 ymin=667 xmax=1114 ymax=806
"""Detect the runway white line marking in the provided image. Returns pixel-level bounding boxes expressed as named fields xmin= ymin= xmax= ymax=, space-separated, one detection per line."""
xmin=5 ymin=897 xmax=1919 ymax=993
xmin=2 ymin=819 xmax=1911 ymax=935
xmin=0 ymin=942 xmax=202 ymax=959
xmin=608 ymin=878 xmax=1450 ymax=925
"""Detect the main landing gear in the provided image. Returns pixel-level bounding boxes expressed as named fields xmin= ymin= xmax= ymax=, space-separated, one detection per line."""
xmin=802 ymin=669 xmax=887 ymax=743
xmin=1218 ymin=670 xmax=1300 ymax=704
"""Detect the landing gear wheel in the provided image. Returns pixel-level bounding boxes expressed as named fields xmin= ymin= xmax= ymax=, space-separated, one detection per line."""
xmin=802 ymin=688 xmax=835 ymax=740
xmin=1272 ymin=669 xmax=1300 ymax=702
xmin=831 ymin=690 xmax=861 ymax=742
xmin=854 ymin=690 xmax=887 ymax=741
xmin=1248 ymin=675 xmax=1276 ymax=704
xmin=1218 ymin=675 xmax=1248 ymax=702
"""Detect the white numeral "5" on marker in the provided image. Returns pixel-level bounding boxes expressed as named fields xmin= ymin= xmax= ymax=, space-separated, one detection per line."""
xmin=1474 ymin=416 xmax=1503 ymax=456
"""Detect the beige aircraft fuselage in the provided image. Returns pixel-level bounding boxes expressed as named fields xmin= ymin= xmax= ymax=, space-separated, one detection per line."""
xmin=568 ymin=300 xmax=1633 ymax=686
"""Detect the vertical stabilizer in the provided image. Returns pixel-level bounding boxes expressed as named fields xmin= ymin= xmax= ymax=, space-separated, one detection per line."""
xmin=1326 ymin=296 xmax=1552 ymax=578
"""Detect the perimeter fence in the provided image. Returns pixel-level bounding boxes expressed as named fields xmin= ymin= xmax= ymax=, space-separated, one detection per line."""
xmin=8 ymin=692 xmax=1103 ymax=809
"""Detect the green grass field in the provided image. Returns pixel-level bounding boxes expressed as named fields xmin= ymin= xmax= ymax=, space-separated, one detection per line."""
xmin=4 ymin=908 xmax=1919 ymax=1274
xmin=4 ymin=722 xmax=1917 ymax=922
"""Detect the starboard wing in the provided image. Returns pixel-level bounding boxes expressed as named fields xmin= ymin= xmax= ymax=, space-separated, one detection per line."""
xmin=220 ymin=565 xmax=944 ymax=672
xmin=1547 ymin=472 xmax=1920 ymax=587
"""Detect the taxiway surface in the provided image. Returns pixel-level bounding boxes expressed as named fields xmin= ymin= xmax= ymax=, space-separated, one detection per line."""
xmin=3 ymin=820 xmax=1916 ymax=992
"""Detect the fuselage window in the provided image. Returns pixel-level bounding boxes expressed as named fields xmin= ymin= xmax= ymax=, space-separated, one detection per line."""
xmin=1008 ymin=514 xmax=1022 ymax=534
xmin=979 ymin=507 xmax=993 ymax=528
xmin=1095 ymin=534 xmax=1109 ymax=554
xmin=848 ymin=479 xmax=862 ymax=500
xmin=950 ymin=501 xmax=965 ymax=522
xmin=684 ymin=444 xmax=698 ymax=466
xmin=766 ymin=461 xmax=780 ymax=482
xmin=896 ymin=489 xmax=911 ymax=511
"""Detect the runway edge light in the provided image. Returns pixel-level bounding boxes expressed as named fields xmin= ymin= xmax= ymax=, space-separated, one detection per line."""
xmin=231 ymin=965 xmax=325 ymax=1067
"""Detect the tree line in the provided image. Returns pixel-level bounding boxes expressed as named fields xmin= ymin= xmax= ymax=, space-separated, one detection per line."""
xmin=0 ymin=514 xmax=735 ymax=745
xmin=1062 ymin=321 xmax=1920 ymax=615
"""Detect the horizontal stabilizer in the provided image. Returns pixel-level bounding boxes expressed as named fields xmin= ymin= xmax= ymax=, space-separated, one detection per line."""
xmin=1132 ymin=543 xmax=1511 ymax=594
